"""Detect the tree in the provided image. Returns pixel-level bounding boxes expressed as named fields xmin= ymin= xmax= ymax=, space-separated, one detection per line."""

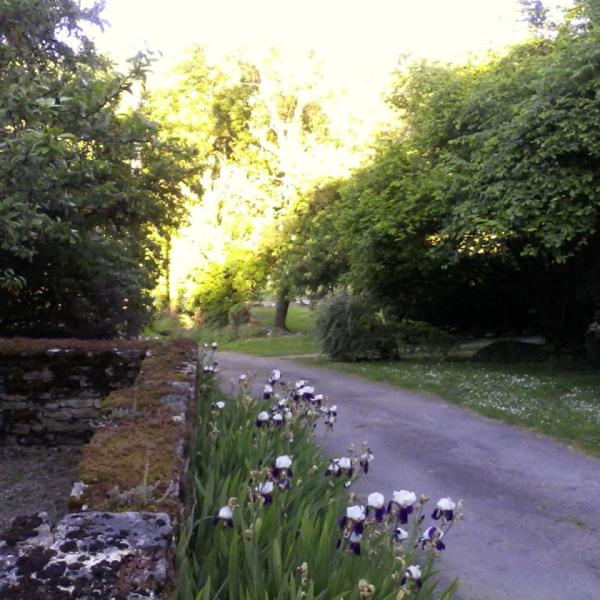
xmin=0 ymin=0 xmax=192 ymax=337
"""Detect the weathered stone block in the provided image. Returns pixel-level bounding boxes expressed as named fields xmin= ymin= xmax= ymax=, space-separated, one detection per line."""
xmin=0 ymin=511 xmax=172 ymax=599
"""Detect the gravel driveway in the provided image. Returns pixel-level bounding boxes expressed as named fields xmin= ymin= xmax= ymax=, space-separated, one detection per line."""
xmin=216 ymin=352 xmax=600 ymax=600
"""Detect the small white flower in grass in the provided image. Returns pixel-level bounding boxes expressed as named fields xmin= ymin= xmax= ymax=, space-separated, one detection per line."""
xmin=283 ymin=408 xmax=293 ymax=421
xmin=419 ymin=526 xmax=445 ymax=551
xmin=314 ymin=393 xmax=324 ymax=405
xmin=392 ymin=527 xmax=409 ymax=542
xmin=211 ymin=341 xmax=218 ymax=349
xmin=256 ymin=411 xmax=270 ymax=427
xmin=269 ymin=369 xmax=281 ymax=384
xmin=388 ymin=490 xmax=417 ymax=524
xmin=263 ymin=383 xmax=273 ymax=399
xmin=401 ymin=565 xmax=422 ymax=588
xmin=367 ymin=492 xmax=386 ymax=522
xmin=271 ymin=412 xmax=284 ymax=426
xmin=211 ymin=401 xmax=225 ymax=410
xmin=432 ymin=497 xmax=456 ymax=521
xmin=239 ymin=374 xmax=248 ymax=383
xmin=295 ymin=379 xmax=308 ymax=389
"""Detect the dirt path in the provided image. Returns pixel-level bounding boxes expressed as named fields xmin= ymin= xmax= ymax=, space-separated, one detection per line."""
xmin=216 ymin=352 xmax=600 ymax=600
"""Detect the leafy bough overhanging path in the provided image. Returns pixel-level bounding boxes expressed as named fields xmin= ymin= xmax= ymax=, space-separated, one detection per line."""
xmin=216 ymin=352 xmax=600 ymax=600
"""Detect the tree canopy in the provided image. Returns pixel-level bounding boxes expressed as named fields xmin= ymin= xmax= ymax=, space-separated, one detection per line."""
xmin=0 ymin=0 xmax=193 ymax=337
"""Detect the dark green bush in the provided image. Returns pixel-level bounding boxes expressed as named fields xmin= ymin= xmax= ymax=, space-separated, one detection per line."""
xmin=471 ymin=340 xmax=549 ymax=363
xmin=394 ymin=318 xmax=454 ymax=348
xmin=316 ymin=293 xmax=396 ymax=361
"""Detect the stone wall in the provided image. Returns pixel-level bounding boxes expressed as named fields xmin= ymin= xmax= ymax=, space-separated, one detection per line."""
xmin=0 ymin=346 xmax=145 ymax=445
xmin=0 ymin=339 xmax=198 ymax=600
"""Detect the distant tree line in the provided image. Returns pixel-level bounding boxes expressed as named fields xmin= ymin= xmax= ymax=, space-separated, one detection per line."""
xmin=270 ymin=0 xmax=600 ymax=348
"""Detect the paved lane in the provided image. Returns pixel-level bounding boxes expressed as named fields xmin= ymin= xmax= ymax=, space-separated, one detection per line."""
xmin=216 ymin=352 xmax=600 ymax=600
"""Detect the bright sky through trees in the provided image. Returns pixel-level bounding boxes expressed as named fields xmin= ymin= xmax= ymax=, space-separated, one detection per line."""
xmin=91 ymin=0 xmax=552 ymax=111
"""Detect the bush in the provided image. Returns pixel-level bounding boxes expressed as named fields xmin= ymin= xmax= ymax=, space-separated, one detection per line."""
xmin=316 ymin=293 xmax=396 ymax=361
xmin=471 ymin=340 xmax=549 ymax=363
xmin=394 ymin=319 xmax=454 ymax=348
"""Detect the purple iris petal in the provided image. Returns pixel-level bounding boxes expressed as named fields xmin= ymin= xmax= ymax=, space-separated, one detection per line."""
xmin=350 ymin=542 xmax=361 ymax=555
xmin=375 ymin=507 xmax=385 ymax=522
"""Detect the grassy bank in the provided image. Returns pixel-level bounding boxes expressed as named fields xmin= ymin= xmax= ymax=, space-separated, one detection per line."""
xmin=305 ymin=359 xmax=600 ymax=457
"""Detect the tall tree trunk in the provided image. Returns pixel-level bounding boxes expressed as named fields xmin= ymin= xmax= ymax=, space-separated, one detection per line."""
xmin=274 ymin=293 xmax=290 ymax=331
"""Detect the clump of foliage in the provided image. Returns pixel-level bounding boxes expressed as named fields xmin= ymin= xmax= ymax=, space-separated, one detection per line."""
xmin=394 ymin=319 xmax=454 ymax=349
xmin=316 ymin=293 xmax=396 ymax=361
xmin=0 ymin=0 xmax=194 ymax=338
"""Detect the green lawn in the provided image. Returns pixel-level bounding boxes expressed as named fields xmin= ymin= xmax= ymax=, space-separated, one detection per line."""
xmin=221 ymin=333 xmax=318 ymax=356
xmin=145 ymin=304 xmax=318 ymax=356
xmin=304 ymin=358 xmax=600 ymax=457
xmin=249 ymin=303 xmax=315 ymax=332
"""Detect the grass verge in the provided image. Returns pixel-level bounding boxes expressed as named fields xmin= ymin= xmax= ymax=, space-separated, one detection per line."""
xmin=176 ymin=370 xmax=458 ymax=600
xmin=304 ymin=359 xmax=600 ymax=457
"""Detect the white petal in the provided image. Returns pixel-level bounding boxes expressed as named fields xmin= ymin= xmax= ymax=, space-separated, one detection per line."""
xmin=257 ymin=411 xmax=270 ymax=421
xmin=218 ymin=505 xmax=233 ymax=520
xmin=346 ymin=505 xmax=366 ymax=521
xmin=275 ymin=455 xmax=292 ymax=468
xmin=337 ymin=457 xmax=352 ymax=469
xmin=437 ymin=497 xmax=456 ymax=511
xmin=392 ymin=490 xmax=416 ymax=507
xmin=406 ymin=565 xmax=421 ymax=579
xmin=367 ymin=492 xmax=384 ymax=508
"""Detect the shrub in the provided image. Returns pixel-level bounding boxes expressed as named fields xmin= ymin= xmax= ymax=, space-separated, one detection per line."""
xmin=471 ymin=340 xmax=549 ymax=363
xmin=315 ymin=293 xmax=396 ymax=361
xmin=394 ymin=319 xmax=454 ymax=348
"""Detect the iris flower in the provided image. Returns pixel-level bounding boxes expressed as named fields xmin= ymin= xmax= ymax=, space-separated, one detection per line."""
xmin=255 ymin=480 xmax=275 ymax=505
xmin=392 ymin=527 xmax=409 ymax=542
xmin=400 ymin=565 xmax=422 ymax=588
xmin=338 ymin=505 xmax=366 ymax=555
xmin=256 ymin=411 xmax=270 ymax=427
xmin=263 ymin=383 xmax=273 ymax=400
xmin=269 ymin=369 xmax=281 ymax=384
xmin=325 ymin=457 xmax=353 ymax=478
xmin=211 ymin=401 xmax=225 ymax=410
xmin=367 ymin=492 xmax=386 ymax=522
xmin=359 ymin=448 xmax=374 ymax=473
xmin=432 ymin=497 xmax=456 ymax=521
xmin=212 ymin=497 xmax=237 ymax=527
xmin=272 ymin=455 xmax=293 ymax=489
xmin=419 ymin=526 xmax=445 ymax=551
xmin=387 ymin=490 xmax=416 ymax=524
